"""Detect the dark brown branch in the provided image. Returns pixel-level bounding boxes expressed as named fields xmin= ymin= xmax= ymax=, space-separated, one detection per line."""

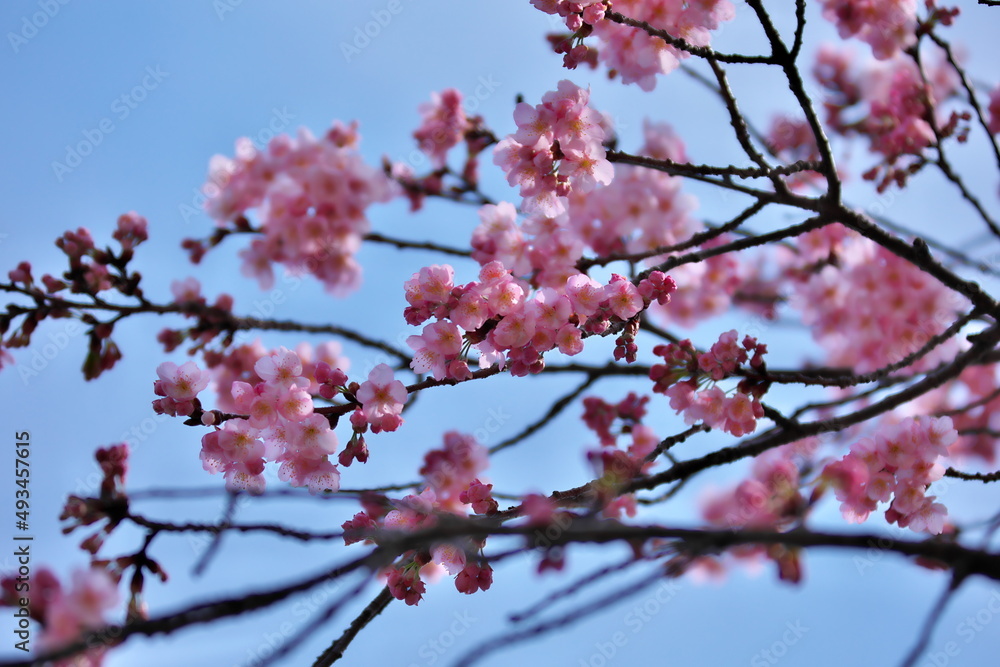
xmin=607 ymin=149 xmax=820 ymax=181
xmin=630 ymin=325 xmax=1000 ymax=494
xmin=127 ymin=512 xmax=345 ymax=542
xmin=576 ymin=199 xmax=768 ymax=271
xmin=944 ymin=468 xmax=1000 ymax=483
xmin=312 ymin=587 xmax=394 ymax=666
xmin=744 ymin=0 xmax=842 ymax=203
xmin=454 ymin=569 xmax=666 ymax=667
xmin=604 ymin=10 xmax=775 ymax=64
xmin=364 ymin=232 xmax=471 ymax=258
xmin=898 ymin=574 xmax=965 ymax=667
xmin=911 ymin=45 xmax=1000 ymax=242
xmin=645 ymin=424 xmax=712 ymax=462
xmin=926 ymin=32 xmax=1000 ymax=172
xmin=490 ymin=374 xmax=600 ymax=454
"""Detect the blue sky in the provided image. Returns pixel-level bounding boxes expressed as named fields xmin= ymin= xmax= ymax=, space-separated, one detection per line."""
xmin=2 ymin=2 xmax=1000 ymax=666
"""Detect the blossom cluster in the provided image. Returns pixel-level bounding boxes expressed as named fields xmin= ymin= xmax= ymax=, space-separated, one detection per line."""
xmin=3 ymin=213 xmax=151 ymax=380
xmin=153 ymin=348 xmax=403 ymax=496
xmin=197 ymin=121 xmax=396 ymax=295
xmin=413 ymin=88 xmax=470 ymax=168
xmin=581 ymin=392 xmax=660 ymax=518
xmin=782 ymin=223 xmax=964 ymax=373
xmin=814 ymin=45 xmax=960 ymax=189
xmin=650 ymin=330 xmax=769 ymax=437
xmin=566 ymin=120 xmax=699 ymax=254
xmin=821 ymin=416 xmax=956 ymax=534
xmin=404 ymin=260 xmax=674 ymax=378
xmin=818 ymin=0 xmax=917 ymax=60
xmin=200 ymin=339 xmax=350 ymax=414
xmin=942 ymin=364 xmax=1000 ymax=463
xmin=702 ymin=448 xmax=808 ymax=530
xmin=419 ymin=431 xmax=490 ymax=511
xmin=475 ymin=122 xmax=711 ymax=332
xmin=533 ymin=0 xmax=735 ymax=91
xmin=341 ymin=431 xmax=496 ymax=604
xmin=493 ymin=80 xmax=613 ymax=216
xmin=565 ymin=121 xmax=741 ymax=328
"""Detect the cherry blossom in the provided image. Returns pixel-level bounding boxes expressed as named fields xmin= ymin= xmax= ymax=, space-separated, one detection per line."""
xmin=355 ymin=363 xmax=407 ymax=433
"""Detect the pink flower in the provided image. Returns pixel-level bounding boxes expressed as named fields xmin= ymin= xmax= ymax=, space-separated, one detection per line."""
xmin=218 ymin=419 xmax=265 ymax=463
xmin=989 ymin=85 xmax=1000 ymax=135
xmin=452 ymin=290 xmax=490 ymax=332
xmin=170 ymin=277 xmax=203 ymax=304
xmin=408 ymin=336 xmax=449 ymax=379
xmin=455 ymin=563 xmax=493 ymax=595
xmin=304 ymin=459 xmax=341 ymax=494
xmin=460 ymin=479 xmax=499 ymax=514
xmin=37 ymin=567 xmax=119 ymax=661
xmin=276 ymin=385 xmax=314 ymax=422
xmin=64 ymin=569 xmax=119 ymax=628
xmin=413 ymin=89 xmax=468 ymax=168
xmin=291 ymin=413 xmax=338 ymax=456
xmin=521 ymin=493 xmax=556 ymax=525
xmin=603 ymin=274 xmax=644 ymax=320
xmin=254 ymin=346 xmax=307 ymax=388
xmin=356 ymin=364 xmax=407 ymax=432
xmin=565 ymin=274 xmax=604 ymax=318
xmin=404 ymin=264 xmax=455 ymax=311
xmin=224 ymin=462 xmax=266 ymax=495
xmin=419 ymin=321 xmax=464 ymax=357
xmin=202 ymin=120 xmax=395 ymax=295
xmin=560 ymin=143 xmax=614 ymax=191
xmin=720 ymin=393 xmax=762 ymax=437
xmin=555 ymin=323 xmax=584 ymax=356
xmin=155 ymin=361 xmax=209 ymax=400
xmin=819 ymin=0 xmax=917 ymax=60
xmin=432 ymin=543 xmax=468 ymax=575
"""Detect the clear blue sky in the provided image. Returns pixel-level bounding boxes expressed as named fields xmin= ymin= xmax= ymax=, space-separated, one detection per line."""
xmin=2 ymin=2 xmax=999 ymax=666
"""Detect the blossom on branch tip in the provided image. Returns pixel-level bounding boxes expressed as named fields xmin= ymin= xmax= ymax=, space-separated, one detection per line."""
xmin=414 ymin=89 xmax=469 ymax=168
xmin=154 ymin=361 xmax=209 ymax=401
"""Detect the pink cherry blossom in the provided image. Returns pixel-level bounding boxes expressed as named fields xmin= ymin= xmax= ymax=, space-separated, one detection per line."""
xmin=603 ymin=274 xmax=643 ymax=320
xmin=356 ymin=364 xmax=407 ymax=432
xmin=200 ymin=121 xmax=395 ymax=295
xmin=155 ymin=361 xmax=209 ymax=401
xmin=414 ymin=89 xmax=469 ymax=168
xmin=819 ymin=0 xmax=917 ymax=60
xmin=254 ymin=346 xmax=307 ymax=388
